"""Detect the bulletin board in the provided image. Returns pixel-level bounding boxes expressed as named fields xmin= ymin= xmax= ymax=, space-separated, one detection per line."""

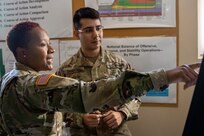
xmin=63 ymin=0 xmax=179 ymax=106
xmin=0 ymin=0 xmax=179 ymax=106
xmin=0 ymin=0 xmax=73 ymax=40
xmin=69 ymin=0 xmax=178 ymax=39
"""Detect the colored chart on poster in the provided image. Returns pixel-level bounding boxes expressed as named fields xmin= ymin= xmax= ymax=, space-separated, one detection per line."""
xmin=99 ymin=0 xmax=162 ymax=17
xmin=85 ymin=0 xmax=176 ymax=28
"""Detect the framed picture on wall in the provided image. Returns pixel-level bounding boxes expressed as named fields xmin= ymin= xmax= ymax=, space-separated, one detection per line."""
xmin=85 ymin=0 xmax=176 ymax=28
xmin=59 ymin=37 xmax=178 ymax=105
xmin=0 ymin=0 xmax=73 ymax=40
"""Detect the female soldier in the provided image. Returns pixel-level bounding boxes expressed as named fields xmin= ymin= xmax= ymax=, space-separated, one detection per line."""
xmin=0 ymin=21 xmax=199 ymax=135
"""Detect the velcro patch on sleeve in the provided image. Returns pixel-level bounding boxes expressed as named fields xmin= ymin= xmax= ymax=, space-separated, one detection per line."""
xmin=36 ymin=73 xmax=54 ymax=86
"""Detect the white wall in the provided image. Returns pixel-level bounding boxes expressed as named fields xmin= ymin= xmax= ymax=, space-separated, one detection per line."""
xmin=128 ymin=0 xmax=198 ymax=135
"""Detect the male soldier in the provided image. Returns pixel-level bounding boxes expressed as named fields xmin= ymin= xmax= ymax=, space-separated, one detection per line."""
xmin=56 ymin=7 xmax=199 ymax=136
xmin=56 ymin=7 xmax=141 ymax=136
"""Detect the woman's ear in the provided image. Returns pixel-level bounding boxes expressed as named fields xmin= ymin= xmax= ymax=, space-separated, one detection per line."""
xmin=16 ymin=47 xmax=27 ymax=62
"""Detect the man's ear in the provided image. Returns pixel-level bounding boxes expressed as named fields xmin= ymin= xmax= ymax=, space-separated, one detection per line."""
xmin=16 ymin=47 xmax=27 ymax=62
xmin=74 ymin=30 xmax=80 ymax=39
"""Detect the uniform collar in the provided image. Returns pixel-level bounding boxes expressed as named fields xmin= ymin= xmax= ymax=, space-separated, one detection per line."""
xmin=76 ymin=47 xmax=106 ymax=67
xmin=14 ymin=62 xmax=39 ymax=75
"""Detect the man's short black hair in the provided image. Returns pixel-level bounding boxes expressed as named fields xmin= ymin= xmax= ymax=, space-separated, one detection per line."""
xmin=73 ymin=7 xmax=101 ymax=30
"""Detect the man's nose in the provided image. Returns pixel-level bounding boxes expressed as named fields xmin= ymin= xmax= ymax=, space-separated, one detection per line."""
xmin=92 ymin=28 xmax=100 ymax=37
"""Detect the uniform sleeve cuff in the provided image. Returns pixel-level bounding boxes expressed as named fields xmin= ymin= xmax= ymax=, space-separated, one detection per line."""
xmin=70 ymin=113 xmax=84 ymax=128
xmin=148 ymin=69 xmax=169 ymax=91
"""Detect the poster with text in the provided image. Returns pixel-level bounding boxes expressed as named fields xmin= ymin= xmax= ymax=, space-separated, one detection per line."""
xmin=0 ymin=0 xmax=73 ymax=40
xmin=59 ymin=40 xmax=81 ymax=65
xmin=103 ymin=37 xmax=177 ymax=104
xmin=59 ymin=37 xmax=177 ymax=104
xmin=85 ymin=0 xmax=176 ymax=28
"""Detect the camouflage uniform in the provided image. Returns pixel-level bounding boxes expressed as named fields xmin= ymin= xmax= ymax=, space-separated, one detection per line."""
xmin=0 ymin=62 xmax=168 ymax=136
xmin=56 ymin=48 xmax=166 ymax=136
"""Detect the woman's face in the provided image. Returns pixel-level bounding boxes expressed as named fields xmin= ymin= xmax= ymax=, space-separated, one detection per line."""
xmin=24 ymin=27 xmax=55 ymax=72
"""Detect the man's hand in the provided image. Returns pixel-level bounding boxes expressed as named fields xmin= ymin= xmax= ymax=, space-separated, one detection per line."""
xmin=102 ymin=110 xmax=125 ymax=129
xmin=83 ymin=111 xmax=102 ymax=127
xmin=166 ymin=63 xmax=201 ymax=89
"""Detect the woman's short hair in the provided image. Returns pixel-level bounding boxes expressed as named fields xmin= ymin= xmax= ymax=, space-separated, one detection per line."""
xmin=7 ymin=21 xmax=41 ymax=57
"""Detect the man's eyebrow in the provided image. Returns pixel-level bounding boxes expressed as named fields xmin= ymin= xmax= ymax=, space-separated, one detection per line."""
xmin=82 ymin=25 xmax=102 ymax=29
xmin=82 ymin=26 xmax=93 ymax=29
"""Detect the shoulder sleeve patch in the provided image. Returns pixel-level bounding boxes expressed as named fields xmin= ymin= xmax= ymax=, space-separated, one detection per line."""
xmin=36 ymin=73 xmax=54 ymax=86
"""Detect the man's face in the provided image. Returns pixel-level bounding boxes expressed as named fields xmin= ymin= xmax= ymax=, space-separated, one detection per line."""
xmin=75 ymin=18 xmax=103 ymax=52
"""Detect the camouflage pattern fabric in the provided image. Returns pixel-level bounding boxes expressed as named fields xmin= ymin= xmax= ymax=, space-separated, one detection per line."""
xmin=0 ymin=62 xmax=167 ymax=135
xmin=56 ymin=48 xmax=166 ymax=136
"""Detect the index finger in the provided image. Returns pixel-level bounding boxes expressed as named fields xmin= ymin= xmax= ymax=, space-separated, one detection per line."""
xmin=89 ymin=113 xmax=102 ymax=119
xmin=188 ymin=63 xmax=201 ymax=69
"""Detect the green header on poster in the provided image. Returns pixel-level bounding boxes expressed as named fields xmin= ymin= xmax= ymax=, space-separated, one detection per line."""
xmin=0 ymin=49 xmax=5 ymax=78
